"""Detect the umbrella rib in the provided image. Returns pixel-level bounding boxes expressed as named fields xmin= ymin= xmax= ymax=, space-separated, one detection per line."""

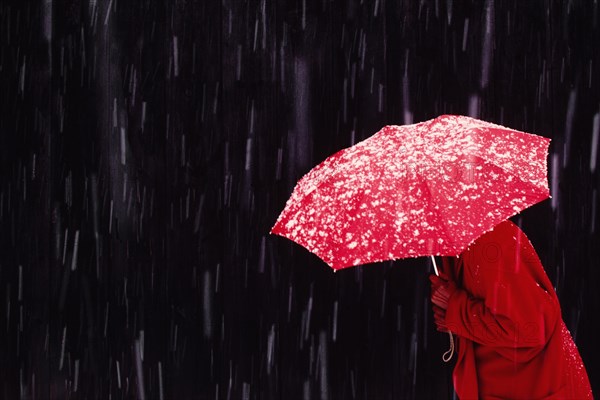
xmin=417 ymin=170 xmax=456 ymax=256
xmin=461 ymin=153 xmax=548 ymax=196
xmin=463 ymin=135 xmax=548 ymax=191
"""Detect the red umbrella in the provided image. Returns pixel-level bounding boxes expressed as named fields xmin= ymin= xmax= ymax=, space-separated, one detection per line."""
xmin=271 ymin=115 xmax=550 ymax=271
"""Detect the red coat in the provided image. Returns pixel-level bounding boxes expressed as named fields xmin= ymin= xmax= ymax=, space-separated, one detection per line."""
xmin=442 ymin=220 xmax=592 ymax=399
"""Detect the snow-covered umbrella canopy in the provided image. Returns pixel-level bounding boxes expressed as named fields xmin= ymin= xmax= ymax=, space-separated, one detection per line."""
xmin=271 ymin=114 xmax=550 ymax=270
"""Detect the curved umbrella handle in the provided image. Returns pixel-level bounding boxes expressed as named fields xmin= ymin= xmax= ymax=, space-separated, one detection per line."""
xmin=431 ymin=256 xmax=455 ymax=362
xmin=442 ymin=332 xmax=455 ymax=362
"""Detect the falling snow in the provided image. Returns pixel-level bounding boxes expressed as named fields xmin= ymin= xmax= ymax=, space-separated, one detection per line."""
xmin=0 ymin=1 xmax=599 ymax=399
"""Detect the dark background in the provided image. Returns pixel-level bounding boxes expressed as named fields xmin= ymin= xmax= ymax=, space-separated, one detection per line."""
xmin=1 ymin=0 xmax=599 ymax=398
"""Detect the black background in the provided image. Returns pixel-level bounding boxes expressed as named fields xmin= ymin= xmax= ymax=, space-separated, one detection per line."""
xmin=1 ymin=0 xmax=599 ymax=398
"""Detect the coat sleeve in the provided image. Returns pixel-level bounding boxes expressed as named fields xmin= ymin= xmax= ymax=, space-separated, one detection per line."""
xmin=443 ymin=228 xmax=560 ymax=361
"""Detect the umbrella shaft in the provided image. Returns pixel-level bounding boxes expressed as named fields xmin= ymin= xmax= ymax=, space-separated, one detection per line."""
xmin=431 ymin=256 xmax=439 ymax=276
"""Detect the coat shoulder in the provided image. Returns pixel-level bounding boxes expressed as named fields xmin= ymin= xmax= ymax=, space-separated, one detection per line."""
xmin=474 ymin=219 xmax=524 ymax=247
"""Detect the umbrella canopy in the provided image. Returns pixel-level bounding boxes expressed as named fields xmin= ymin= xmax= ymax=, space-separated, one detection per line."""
xmin=271 ymin=114 xmax=551 ymax=270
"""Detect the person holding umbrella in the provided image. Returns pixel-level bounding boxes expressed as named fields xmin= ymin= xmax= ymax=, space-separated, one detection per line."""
xmin=430 ymin=219 xmax=592 ymax=399
xmin=272 ymin=115 xmax=593 ymax=398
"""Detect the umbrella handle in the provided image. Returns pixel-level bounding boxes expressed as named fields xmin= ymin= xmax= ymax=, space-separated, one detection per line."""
xmin=442 ymin=331 xmax=455 ymax=362
xmin=431 ymin=256 xmax=455 ymax=362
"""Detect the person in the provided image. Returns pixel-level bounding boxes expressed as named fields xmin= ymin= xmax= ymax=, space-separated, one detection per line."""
xmin=429 ymin=219 xmax=593 ymax=399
